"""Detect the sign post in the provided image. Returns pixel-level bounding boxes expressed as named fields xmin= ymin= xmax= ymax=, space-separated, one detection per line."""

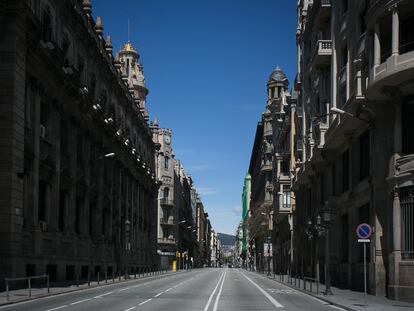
xmin=356 ymin=223 xmax=372 ymax=307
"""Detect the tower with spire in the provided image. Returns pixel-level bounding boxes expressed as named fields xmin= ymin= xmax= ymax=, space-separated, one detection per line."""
xmin=117 ymin=40 xmax=148 ymax=116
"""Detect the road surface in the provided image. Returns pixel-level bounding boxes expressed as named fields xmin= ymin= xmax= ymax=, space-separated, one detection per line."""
xmin=0 ymin=268 xmax=344 ymax=311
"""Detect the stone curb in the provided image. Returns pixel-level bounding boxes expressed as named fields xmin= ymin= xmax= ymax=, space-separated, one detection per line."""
xmin=0 ymin=270 xmax=183 ymax=307
xmin=257 ymin=273 xmax=358 ymax=311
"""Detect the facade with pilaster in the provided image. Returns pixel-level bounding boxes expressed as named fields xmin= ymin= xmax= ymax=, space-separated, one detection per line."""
xmin=152 ymin=124 xmax=178 ymax=269
xmin=293 ymin=0 xmax=414 ymax=302
xmin=0 ymin=0 xmax=158 ymax=286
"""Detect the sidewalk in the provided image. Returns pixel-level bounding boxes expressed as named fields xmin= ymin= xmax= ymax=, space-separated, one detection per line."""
xmin=0 ymin=270 xmax=176 ymax=306
xmin=262 ymin=273 xmax=414 ymax=311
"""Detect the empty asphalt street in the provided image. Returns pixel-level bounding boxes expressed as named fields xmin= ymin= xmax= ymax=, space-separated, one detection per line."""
xmin=0 ymin=268 xmax=345 ymax=311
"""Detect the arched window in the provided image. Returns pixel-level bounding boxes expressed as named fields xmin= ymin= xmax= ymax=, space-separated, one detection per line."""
xmin=164 ymin=156 xmax=169 ymax=170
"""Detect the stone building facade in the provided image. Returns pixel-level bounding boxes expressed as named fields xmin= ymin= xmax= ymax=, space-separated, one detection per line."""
xmin=292 ymin=0 xmax=414 ymax=302
xmin=152 ymin=125 xmax=178 ymax=269
xmin=0 ymin=0 xmax=158 ymax=285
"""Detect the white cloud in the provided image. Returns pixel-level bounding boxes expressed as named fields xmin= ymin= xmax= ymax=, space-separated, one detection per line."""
xmin=197 ymin=187 xmax=219 ymax=196
xmin=232 ymin=205 xmax=242 ymax=215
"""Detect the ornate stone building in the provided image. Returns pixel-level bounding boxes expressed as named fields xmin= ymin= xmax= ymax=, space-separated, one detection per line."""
xmin=293 ymin=0 xmax=414 ymax=302
xmin=0 ymin=0 xmax=158 ymax=285
xmin=152 ymin=124 xmax=178 ymax=269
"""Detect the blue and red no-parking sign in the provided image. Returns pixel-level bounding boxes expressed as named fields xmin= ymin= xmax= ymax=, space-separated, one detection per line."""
xmin=356 ymin=223 xmax=372 ymax=239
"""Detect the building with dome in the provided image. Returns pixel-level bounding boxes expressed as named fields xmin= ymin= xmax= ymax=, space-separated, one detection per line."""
xmin=0 ymin=0 xmax=158 ymax=286
xmin=247 ymin=66 xmax=294 ymax=274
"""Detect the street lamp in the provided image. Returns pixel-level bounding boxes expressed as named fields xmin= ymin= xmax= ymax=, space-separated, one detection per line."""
xmin=330 ymin=107 xmax=370 ymax=124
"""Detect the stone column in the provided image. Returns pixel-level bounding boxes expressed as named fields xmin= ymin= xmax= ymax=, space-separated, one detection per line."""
xmin=389 ymin=189 xmax=401 ymax=299
xmin=393 ymin=190 xmax=401 ymax=253
xmin=391 ymin=5 xmax=399 ymax=57
xmin=374 ymin=23 xmax=381 ymax=66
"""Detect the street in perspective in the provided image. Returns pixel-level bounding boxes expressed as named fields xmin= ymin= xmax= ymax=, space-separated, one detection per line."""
xmin=1 ymin=0 xmax=414 ymax=310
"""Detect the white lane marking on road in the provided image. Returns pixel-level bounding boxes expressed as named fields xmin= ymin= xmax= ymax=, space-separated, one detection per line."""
xmin=212 ymin=272 xmax=226 ymax=311
xmin=203 ymin=272 xmax=225 ymax=311
xmin=241 ymin=273 xmax=284 ymax=308
xmin=94 ymin=291 xmax=113 ymax=298
xmin=165 ymin=287 xmax=173 ymax=292
xmin=138 ymin=298 xmax=152 ymax=306
xmin=328 ymin=305 xmax=346 ymax=311
xmin=154 ymin=292 xmax=164 ymax=297
xmin=119 ymin=287 xmax=131 ymax=292
xmin=70 ymin=298 xmax=92 ymax=305
xmin=125 ymin=307 xmax=136 ymax=311
xmin=46 ymin=306 xmax=68 ymax=311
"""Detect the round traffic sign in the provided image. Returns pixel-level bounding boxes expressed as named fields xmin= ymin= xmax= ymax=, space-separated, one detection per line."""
xmin=356 ymin=223 xmax=372 ymax=239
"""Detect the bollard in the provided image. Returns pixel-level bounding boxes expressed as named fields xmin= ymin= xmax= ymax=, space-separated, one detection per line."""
xmin=28 ymin=277 xmax=31 ymax=297
xmin=6 ymin=280 xmax=9 ymax=301
xmin=118 ymin=272 xmax=121 ymax=282
xmin=97 ymin=272 xmax=100 ymax=285
xmin=76 ymin=273 xmax=79 ymax=287
xmin=47 ymin=274 xmax=50 ymax=293
xmin=134 ymin=271 xmax=137 ymax=279
xmin=88 ymin=271 xmax=90 ymax=286
xmin=112 ymin=271 xmax=115 ymax=283
xmin=310 ymin=280 xmax=313 ymax=292
xmin=105 ymin=271 xmax=108 ymax=284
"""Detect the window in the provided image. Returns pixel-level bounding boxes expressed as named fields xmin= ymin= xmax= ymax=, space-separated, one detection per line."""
xmin=62 ymin=33 xmax=72 ymax=67
xmin=58 ymin=190 xmax=66 ymax=231
xmin=162 ymin=207 xmax=168 ymax=222
xmin=342 ymin=0 xmax=348 ymax=14
xmin=41 ymin=8 xmax=53 ymax=42
xmin=342 ymin=214 xmax=349 ymax=262
xmin=342 ymin=150 xmax=349 ymax=192
xmin=400 ymin=187 xmax=414 ymax=260
xmin=163 ymin=228 xmax=169 ymax=239
xmin=400 ymin=14 xmax=414 ymax=54
xmin=341 ymin=45 xmax=348 ymax=69
xmin=282 ymin=185 xmax=291 ymax=209
xmin=331 ymin=163 xmax=336 ymax=196
xmin=38 ymin=181 xmax=47 ymax=221
xmin=89 ymin=202 xmax=96 ymax=236
xmin=75 ymin=198 xmax=82 ymax=234
xmin=359 ymin=131 xmax=370 ymax=180
xmin=163 ymin=187 xmax=169 ymax=203
xmin=402 ymin=101 xmax=414 ymax=154
xmin=164 ymin=156 xmax=169 ymax=170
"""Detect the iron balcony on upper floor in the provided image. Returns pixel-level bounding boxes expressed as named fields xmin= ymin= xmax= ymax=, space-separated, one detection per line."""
xmin=160 ymin=198 xmax=174 ymax=206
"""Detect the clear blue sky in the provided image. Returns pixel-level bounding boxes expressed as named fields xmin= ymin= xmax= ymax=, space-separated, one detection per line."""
xmin=93 ymin=0 xmax=297 ymax=235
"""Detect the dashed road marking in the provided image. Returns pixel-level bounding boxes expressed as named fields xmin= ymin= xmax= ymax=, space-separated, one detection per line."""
xmin=125 ymin=307 xmax=136 ymax=311
xmin=154 ymin=292 xmax=164 ymax=297
xmin=70 ymin=298 xmax=92 ymax=305
xmin=94 ymin=291 xmax=113 ymax=298
xmin=139 ymin=298 xmax=152 ymax=306
xmin=119 ymin=287 xmax=131 ymax=292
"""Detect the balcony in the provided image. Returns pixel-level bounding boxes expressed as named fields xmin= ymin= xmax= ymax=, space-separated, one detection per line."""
xmin=160 ymin=217 xmax=175 ymax=225
xmin=396 ymin=154 xmax=414 ymax=178
xmin=368 ymin=50 xmax=414 ymax=100
xmin=312 ymin=40 xmax=332 ymax=68
xmin=160 ymin=198 xmax=174 ymax=206
xmin=158 ymin=237 xmax=176 ymax=245
xmin=310 ymin=0 xmax=331 ymax=30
